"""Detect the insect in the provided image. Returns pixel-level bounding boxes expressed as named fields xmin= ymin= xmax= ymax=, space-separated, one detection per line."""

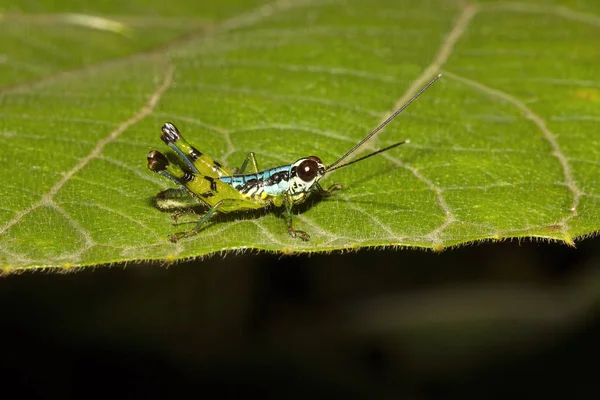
xmin=148 ymin=74 xmax=441 ymax=242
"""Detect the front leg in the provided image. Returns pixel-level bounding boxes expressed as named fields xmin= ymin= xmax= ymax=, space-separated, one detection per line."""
xmin=284 ymin=194 xmax=310 ymax=241
xmin=315 ymin=183 xmax=342 ymax=197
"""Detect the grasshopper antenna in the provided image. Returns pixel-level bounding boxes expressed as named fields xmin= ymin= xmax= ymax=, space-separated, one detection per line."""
xmin=325 ymin=74 xmax=441 ymax=172
xmin=325 ymin=140 xmax=410 ymax=173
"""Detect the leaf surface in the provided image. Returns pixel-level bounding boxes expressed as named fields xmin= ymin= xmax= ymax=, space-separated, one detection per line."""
xmin=1 ymin=0 xmax=599 ymax=271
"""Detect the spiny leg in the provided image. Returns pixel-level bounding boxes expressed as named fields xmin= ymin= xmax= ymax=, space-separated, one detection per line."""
xmin=232 ymin=152 xmax=259 ymax=174
xmin=160 ymin=122 xmax=231 ymax=178
xmin=160 ymin=123 xmax=200 ymax=173
xmin=169 ymin=197 xmax=263 ymax=242
xmin=284 ymin=194 xmax=310 ymax=241
xmin=148 ymin=152 xmax=201 ymax=223
xmin=148 ymin=150 xmax=221 ymax=205
xmin=147 ymin=150 xmax=188 ymax=185
xmin=170 ymin=200 xmax=224 ymax=242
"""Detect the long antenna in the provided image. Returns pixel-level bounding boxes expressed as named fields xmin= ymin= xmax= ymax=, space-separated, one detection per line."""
xmin=326 ymin=73 xmax=441 ymax=171
xmin=325 ymin=140 xmax=409 ymax=173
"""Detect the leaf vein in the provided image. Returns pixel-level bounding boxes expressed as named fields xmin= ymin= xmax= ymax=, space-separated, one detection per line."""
xmin=0 ymin=65 xmax=174 ymax=236
xmin=444 ymin=71 xmax=581 ymax=240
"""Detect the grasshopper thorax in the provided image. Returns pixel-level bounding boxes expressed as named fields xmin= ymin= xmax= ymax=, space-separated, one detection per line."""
xmin=288 ymin=156 xmax=325 ymax=195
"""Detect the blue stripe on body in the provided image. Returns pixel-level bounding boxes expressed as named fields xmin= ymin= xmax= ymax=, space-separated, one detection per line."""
xmin=262 ymin=176 xmax=290 ymax=196
xmin=219 ymin=165 xmax=291 ymax=196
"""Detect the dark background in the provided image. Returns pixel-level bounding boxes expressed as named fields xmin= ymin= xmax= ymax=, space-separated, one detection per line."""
xmin=1 ymin=238 xmax=598 ymax=399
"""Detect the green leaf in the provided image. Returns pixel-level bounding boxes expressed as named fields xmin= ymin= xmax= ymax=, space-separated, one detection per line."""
xmin=1 ymin=0 xmax=599 ymax=272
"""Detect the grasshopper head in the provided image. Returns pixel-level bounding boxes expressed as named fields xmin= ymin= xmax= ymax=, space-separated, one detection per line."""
xmin=288 ymin=156 xmax=326 ymax=194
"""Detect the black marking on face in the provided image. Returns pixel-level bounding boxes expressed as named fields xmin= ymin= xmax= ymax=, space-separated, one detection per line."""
xmin=200 ymin=192 xmax=215 ymax=198
xmin=161 ymin=122 xmax=181 ymax=144
xmin=205 ymin=176 xmax=218 ymax=192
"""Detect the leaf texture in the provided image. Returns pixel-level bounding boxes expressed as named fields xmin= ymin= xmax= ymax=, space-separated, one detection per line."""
xmin=1 ymin=0 xmax=599 ymax=271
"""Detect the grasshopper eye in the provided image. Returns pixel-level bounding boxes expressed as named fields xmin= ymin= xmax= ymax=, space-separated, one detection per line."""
xmin=297 ymin=159 xmax=319 ymax=182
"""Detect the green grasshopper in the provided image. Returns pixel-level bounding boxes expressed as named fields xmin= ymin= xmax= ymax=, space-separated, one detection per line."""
xmin=148 ymin=75 xmax=440 ymax=242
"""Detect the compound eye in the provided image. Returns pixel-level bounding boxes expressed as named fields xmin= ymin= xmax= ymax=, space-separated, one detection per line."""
xmin=297 ymin=159 xmax=319 ymax=182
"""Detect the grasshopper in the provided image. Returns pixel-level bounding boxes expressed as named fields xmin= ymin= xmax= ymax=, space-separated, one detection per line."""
xmin=147 ymin=75 xmax=440 ymax=242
